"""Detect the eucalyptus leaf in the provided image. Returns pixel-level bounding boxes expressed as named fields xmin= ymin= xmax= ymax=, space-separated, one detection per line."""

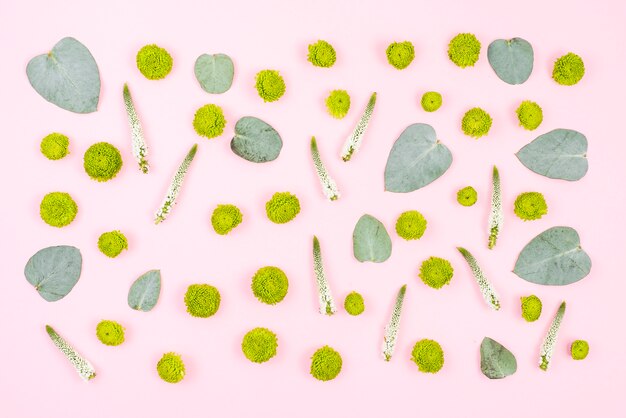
xmin=487 ymin=38 xmax=533 ymax=85
xmin=353 ymin=214 xmax=392 ymax=263
xmin=231 ymin=117 xmax=282 ymax=163
xmin=194 ymin=53 xmax=234 ymax=94
xmin=384 ymin=123 xmax=452 ymax=193
xmin=26 ymin=37 xmax=100 ymax=113
xmin=24 ymin=246 xmax=82 ymax=302
xmin=513 ymin=226 xmax=591 ymax=286
xmin=516 ymin=129 xmax=588 ymax=181
xmin=480 ymin=337 xmax=517 ymax=379
xmin=128 ymin=270 xmax=161 ymax=311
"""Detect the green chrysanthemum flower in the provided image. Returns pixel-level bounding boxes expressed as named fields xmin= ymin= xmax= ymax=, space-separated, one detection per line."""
xmin=521 ymin=295 xmax=542 ymax=322
xmin=156 ymin=352 xmax=185 ymax=383
xmin=255 ymin=70 xmax=286 ymax=102
xmin=516 ymin=101 xmax=543 ymax=130
xmin=97 ymin=230 xmax=128 ymax=258
xmin=40 ymin=132 xmax=69 ymax=160
xmin=96 ymin=320 xmax=125 ymax=346
xmin=193 ymin=104 xmax=226 ymax=139
xmin=325 ymin=90 xmax=351 ymax=119
xmin=514 ymin=192 xmax=548 ymax=221
xmin=184 ymin=284 xmax=221 ymax=318
xmin=83 ymin=142 xmax=123 ymax=182
xmin=40 ymin=192 xmax=78 ymax=227
xmin=448 ymin=33 xmax=481 ymax=68
xmin=344 ymin=292 xmax=365 ymax=316
xmin=411 ymin=339 xmax=444 ymax=373
xmin=395 ymin=210 xmax=427 ymax=240
xmin=461 ymin=107 xmax=492 ymax=138
xmin=552 ymin=53 xmax=585 ymax=86
xmin=307 ymin=40 xmax=336 ymax=68
xmin=421 ymin=91 xmax=442 ymax=112
xmin=136 ymin=44 xmax=173 ymax=80
xmin=419 ymin=257 xmax=454 ymax=289
xmin=457 ymin=186 xmax=478 ymax=206
xmin=265 ymin=192 xmax=300 ymax=224
xmin=251 ymin=266 xmax=289 ymax=305
xmin=386 ymin=41 xmax=415 ymax=70
xmin=211 ymin=204 xmax=243 ymax=235
xmin=310 ymin=346 xmax=342 ymax=381
xmin=571 ymin=340 xmax=589 ymax=360
xmin=242 ymin=327 xmax=278 ymax=363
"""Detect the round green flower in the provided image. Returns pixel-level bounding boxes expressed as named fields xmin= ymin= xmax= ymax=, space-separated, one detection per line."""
xmin=411 ymin=339 xmax=444 ymax=373
xmin=386 ymin=41 xmax=415 ymax=70
xmin=40 ymin=192 xmax=78 ymax=227
xmin=344 ymin=292 xmax=365 ymax=316
xmin=448 ymin=33 xmax=481 ymax=68
xmin=461 ymin=107 xmax=492 ymax=138
xmin=241 ymin=327 xmax=278 ymax=363
xmin=308 ymin=40 xmax=336 ymax=68
xmin=571 ymin=340 xmax=589 ymax=360
xmin=521 ymin=295 xmax=542 ymax=322
xmin=255 ymin=70 xmax=286 ymax=102
xmin=156 ymin=352 xmax=185 ymax=383
xmin=136 ymin=44 xmax=173 ymax=80
xmin=83 ymin=142 xmax=123 ymax=182
xmin=395 ymin=210 xmax=427 ymax=240
xmin=193 ymin=104 xmax=226 ymax=139
xmin=211 ymin=204 xmax=242 ymax=235
xmin=421 ymin=91 xmax=442 ymax=112
xmin=325 ymin=90 xmax=351 ymax=119
xmin=552 ymin=53 xmax=585 ymax=86
xmin=98 ymin=230 xmax=128 ymax=258
xmin=419 ymin=257 xmax=454 ymax=289
xmin=184 ymin=284 xmax=221 ymax=318
xmin=310 ymin=346 xmax=342 ymax=381
xmin=457 ymin=186 xmax=477 ymax=206
xmin=265 ymin=192 xmax=300 ymax=224
xmin=96 ymin=320 xmax=125 ymax=346
xmin=40 ymin=132 xmax=69 ymax=160
xmin=516 ymin=101 xmax=543 ymax=130
xmin=251 ymin=266 xmax=289 ymax=305
xmin=514 ymin=192 xmax=548 ymax=221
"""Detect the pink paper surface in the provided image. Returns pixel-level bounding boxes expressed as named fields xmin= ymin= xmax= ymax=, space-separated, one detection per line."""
xmin=1 ymin=0 xmax=624 ymax=417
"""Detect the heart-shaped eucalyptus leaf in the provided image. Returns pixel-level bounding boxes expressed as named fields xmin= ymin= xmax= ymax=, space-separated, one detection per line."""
xmin=514 ymin=226 xmax=591 ymax=286
xmin=26 ymin=37 xmax=100 ymax=113
xmin=231 ymin=116 xmax=282 ymax=162
xmin=384 ymin=123 xmax=452 ymax=193
xmin=128 ymin=270 xmax=161 ymax=311
xmin=480 ymin=337 xmax=517 ymax=379
xmin=24 ymin=245 xmax=82 ymax=302
xmin=353 ymin=214 xmax=392 ymax=263
xmin=194 ymin=53 xmax=234 ymax=94
xmin=487 ymin=38 xmax=534 ymax=85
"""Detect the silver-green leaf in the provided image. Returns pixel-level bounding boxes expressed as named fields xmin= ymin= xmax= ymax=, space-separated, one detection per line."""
xmin=128 ymin=270 xmax=161 ymax=311
xmin=480 ymin=337 xmax=517 ymax=379
xmin=194 ymin=53 xmax=234 ymax=94
xmin=24 ymin=246 xmax=82 ymax=302
xmin=487 ymin=38 xmax=533 ymax=85
xmin=353 ymin=214 xmax=392 ymax=263
xmin=231 ymin=116 xmax=282 ymax=163
xmin=516 ymin=129 xmax=588 ymax=181
xmin=26 ymin=37 xmax=100 ymax=113
xmin=513 ymin=226 xmax=591 ymax=286
xmin=384 ymin=123 xmax=452 ymax=193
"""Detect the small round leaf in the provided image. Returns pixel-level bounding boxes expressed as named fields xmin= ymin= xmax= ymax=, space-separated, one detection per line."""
xmin=487 ymin=38 xmax=534 ymax=85
xmin=231 ymin=116 xmax=282 ymax=163
xmin=194 ymin=53 xmax=234 ymax=94
xmin=24 ymin=245 xmax=82 ymax=302
xmin=128 ymin=270 xmax=161 ymax=311
xmin=353 ymin=214 xmax=392 ymax=263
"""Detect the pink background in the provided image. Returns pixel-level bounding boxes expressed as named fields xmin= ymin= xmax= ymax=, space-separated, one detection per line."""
xmin=1 ymin=0 xmax=624 ymax=416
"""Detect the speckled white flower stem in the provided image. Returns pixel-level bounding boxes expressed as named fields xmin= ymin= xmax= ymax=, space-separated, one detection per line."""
xmin=154 ymin=144 xmax=198 ymax=224
xmin=310 ymin=136 xmax=340 ymax=201
xmin=46 ymin=325 xmax=96 ymax=382
xmin=123 ymin=83 xmax=149 ymax=174
xmin=382 ymin=284 xmax=407 ymax=361
xmin=457 ymin=247 xmax=501 ymax=311
xmin=312 ymin=236 xmax=337 ymax=315
xmin=488 ymin=165 xmax=502 ymax=249
xmin=340 ymin=92 xmax=377 ymax=162
xmin=539 ymin=301 xmax=566 ymax=371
